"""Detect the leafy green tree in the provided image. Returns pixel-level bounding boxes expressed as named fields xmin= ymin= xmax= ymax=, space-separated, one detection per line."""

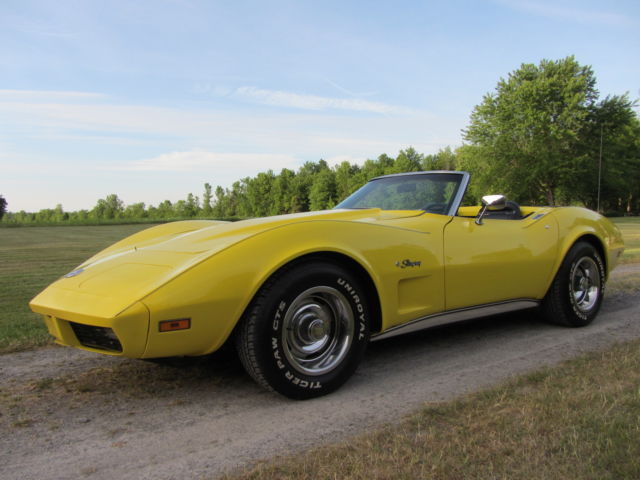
xmin=156 ymin=200 xmax=174 ymax=218
xmin=365 ymin=154 xmax=393 ymax=180
xmin=74 ymin=209 xmax=90 ymax=221
xmin=0 ymin=195 xmax=7 ymax=220
xmin=92 ymin=194 xmax=125 ymax=219
xmin=423 ymin=146 xmax=457 ymax=170
xmin=270 ymin=168 xmax=296 ymax=215
xmin=35 ymin=208 xmax=55 ymax=222
xmin=174 ymin=193 xmax=199 ymax=217
xmin=124 ymin=202 xmax=147 ymax=218
xmin=463 ymin=56 xmax=598 ymax=205
xmin=173 ymin=200 xmax=188 ymax=217
xmin=202 ymin=183 xmax=213 ymax=216
xmin=390 ymin=147 xmax=423 ymax=174
xmin=246 ymin=171 xmax=276 ymax=216
xmin=334 ymin=161 xmax=360 ymax=202
xmin=309 ymin=167 xmax=337 ymax=210
xmin=226 ymin=180 xmax=248 ymax=217
xmin=54 ymin=204 xmax=68 ymax=221
xmin=212 ymin=186 xmax=228 ymax=218
xmin=290 ymin=162 xmax=319 ymax=212
xmin=567 ymin=95 xmax=640 ymax=213
xmin=186 ymin=193 xmax=200 ymax=217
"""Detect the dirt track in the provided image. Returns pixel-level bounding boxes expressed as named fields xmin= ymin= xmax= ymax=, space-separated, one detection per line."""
xmin=1 ymin=266 xmax=639 ymax=480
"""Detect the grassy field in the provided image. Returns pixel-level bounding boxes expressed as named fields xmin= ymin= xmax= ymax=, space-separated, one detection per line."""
xmin=614 ymin=217 xmax=640 ymax=264
xmin=225 ymin=339 xmax=640 ymax=480
xmin=0 ymin=224 xmax=154 ymax=352
xmin=0 ymin=218 xmax=638 ymax=353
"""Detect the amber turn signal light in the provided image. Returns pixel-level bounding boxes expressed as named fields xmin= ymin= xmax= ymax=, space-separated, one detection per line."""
xmin=159 ymin=318 xmax=191 ymax=332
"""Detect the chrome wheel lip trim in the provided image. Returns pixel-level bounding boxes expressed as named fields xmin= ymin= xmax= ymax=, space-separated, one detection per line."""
xmin=571 ymin=256 xmax=600 ymax=313
xmin=282 ymin=286 xmax=354 ymax=376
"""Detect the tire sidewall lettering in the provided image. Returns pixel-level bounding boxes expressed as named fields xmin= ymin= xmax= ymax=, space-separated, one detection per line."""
xmin=272 ymin=300 xmax=286 ymax=331
xmin=336 ymin=277 xmax=368 ymax=341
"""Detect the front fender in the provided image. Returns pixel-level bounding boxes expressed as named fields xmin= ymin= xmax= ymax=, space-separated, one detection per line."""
xmin=140 ymin=219 xmax=445 ymax=357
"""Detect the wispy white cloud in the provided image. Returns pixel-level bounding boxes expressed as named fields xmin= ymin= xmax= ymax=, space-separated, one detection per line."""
xmin=233 ymin=86 xmax=413 ymax=114
xmin=0 ymin=89 xmax=104 ymax=100
xmin=5 ymin=14 xmax=78 ymax=38
xmin=497 ymin=0 xmax=634 ymax=26
xmin=111 ymin=150 xmax=299 ymax=173
xmin=0 ymin=90 xmax=448 ymax=155
xmin=324 ymin=79 xmax=378 ymax=98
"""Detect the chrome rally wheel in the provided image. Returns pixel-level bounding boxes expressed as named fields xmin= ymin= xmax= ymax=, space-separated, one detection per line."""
xmin=570 ymin=256 xmax=601 ymax=314
xmin=282 ymin=286 xmax=354 ymax=376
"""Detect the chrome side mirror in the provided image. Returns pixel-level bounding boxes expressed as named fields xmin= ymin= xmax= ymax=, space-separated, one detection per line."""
xmin=475 ymin=194 xmax=506 ymax=225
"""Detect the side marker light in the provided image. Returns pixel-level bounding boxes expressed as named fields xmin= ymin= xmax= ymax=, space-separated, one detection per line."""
xmin=159 ymin=318 xmax=191 ymax=332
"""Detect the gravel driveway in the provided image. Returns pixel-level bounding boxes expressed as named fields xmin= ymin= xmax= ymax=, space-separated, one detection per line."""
xmin=1 ymin=265 xmax=639 ymax=480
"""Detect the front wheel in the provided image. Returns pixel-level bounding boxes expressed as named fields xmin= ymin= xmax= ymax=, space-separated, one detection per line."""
xmin=235 ymin=261 xmax=370 ymax=399
xmin=541 ymin=241 xmax=605 ymax=327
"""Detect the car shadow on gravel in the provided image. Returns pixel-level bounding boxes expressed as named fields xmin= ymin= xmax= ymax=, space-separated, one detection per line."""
xmin=365 ymin=290 xmax=637 ymax=364
xmin=365 ymin=307 xmax=544 ymax=363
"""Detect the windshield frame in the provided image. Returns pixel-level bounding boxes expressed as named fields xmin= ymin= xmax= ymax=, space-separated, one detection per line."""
xmin=334 ymin=171 xmax=470 ymax=216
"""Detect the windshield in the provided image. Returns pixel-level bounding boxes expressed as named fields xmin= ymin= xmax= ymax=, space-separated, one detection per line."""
xmin=335 ymin=173 xmax=463 ymax=214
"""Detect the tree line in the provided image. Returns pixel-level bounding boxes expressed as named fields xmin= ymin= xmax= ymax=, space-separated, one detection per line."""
xmin=1 ymin=147 xmax=456 ymax=225
xmin=2 ymin=56 xmax=639 ymax=226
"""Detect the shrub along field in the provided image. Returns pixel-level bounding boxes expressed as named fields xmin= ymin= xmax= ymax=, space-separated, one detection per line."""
xmin=0 ymin=218 xmax=638 ymax=354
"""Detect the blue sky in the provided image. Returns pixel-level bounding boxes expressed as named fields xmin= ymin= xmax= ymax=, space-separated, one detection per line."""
xmin=1 ymin=0 xmax=638 ymax=211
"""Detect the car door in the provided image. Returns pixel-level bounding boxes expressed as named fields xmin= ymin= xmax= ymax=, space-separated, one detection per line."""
xmin=442 ymin=214 xmax=558 ymax=310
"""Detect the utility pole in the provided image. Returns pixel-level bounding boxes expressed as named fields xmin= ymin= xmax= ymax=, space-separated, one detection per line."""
xmin=597 ymin=123 xmax=603 ymax=213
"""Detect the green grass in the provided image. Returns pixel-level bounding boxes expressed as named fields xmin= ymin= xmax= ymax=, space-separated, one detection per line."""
xmin=612 ymin=217 xmax=640 ymax=264
xmin=225 ymin=339 xmax=640 ymax=480
xmin=0 ymin=216 xmax=242 ymax=228
xmin=0 ymin=224 xmax=155 ymax=352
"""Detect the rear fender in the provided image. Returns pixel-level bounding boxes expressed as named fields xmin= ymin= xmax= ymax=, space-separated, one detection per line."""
xmin=545 ymin=208 xmax=623 ymax=292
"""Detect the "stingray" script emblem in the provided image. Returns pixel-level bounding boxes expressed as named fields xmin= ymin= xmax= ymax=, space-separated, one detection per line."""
xmin=395 ymin=259 xmax=422 ymax=269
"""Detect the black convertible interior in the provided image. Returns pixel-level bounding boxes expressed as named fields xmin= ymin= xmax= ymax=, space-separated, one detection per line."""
xmin=482 ymin=200 xmax=523 ymax=220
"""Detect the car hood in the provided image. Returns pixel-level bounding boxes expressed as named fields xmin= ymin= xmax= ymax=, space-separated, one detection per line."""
xmin=30 ymin=209 xmax=422 ymax=319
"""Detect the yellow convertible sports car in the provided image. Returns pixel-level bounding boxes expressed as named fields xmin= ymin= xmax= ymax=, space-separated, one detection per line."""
xmin=30 ymin=171 xmax=624 ymax=399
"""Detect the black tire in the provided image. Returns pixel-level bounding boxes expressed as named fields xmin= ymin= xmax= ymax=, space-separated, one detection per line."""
xmin=541 ymin=241 xmax=605 ymax=327
xmin=235 ymin=261 xmax=370 ymax=399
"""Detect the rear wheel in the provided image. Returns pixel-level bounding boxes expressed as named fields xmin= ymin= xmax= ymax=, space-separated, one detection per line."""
xmin=541 ymin=241 xmax=605 ymax=327
xmin=235 ymin=261 xmax=370 ymax=399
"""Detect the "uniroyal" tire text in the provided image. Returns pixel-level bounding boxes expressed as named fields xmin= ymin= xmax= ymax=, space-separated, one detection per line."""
xmin=337 ymin=277 xmax=367 ymax=340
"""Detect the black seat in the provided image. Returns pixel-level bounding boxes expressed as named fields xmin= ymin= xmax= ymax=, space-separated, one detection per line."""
xmin=483 ymin=200 xmax=523 ymax=220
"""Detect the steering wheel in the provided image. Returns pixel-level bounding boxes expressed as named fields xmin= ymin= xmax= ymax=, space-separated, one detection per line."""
xmin=424 ymin=203 xmax=447 ymax=214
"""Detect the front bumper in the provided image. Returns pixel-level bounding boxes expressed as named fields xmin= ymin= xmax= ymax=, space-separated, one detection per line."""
xmin=38 ymin=301 xmax=150 ymax=357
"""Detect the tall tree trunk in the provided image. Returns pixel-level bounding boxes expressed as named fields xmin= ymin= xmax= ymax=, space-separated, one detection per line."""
xmin=546 ymin=189 xmax=555 ymax=206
